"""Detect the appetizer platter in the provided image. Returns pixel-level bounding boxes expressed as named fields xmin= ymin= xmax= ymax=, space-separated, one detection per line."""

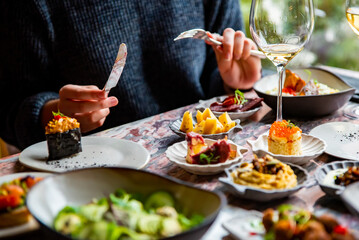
xmin=170 ymin=108 xmax=242 ymax=140
xmin=219 ymin=155 xmax=309 ymax=201
xmin=254 ymin=68 xmax=355 ymax=117
xmin=247 ymin=120 xmax=326 ymax=165
xmin=195 ymin=90 xmax=263 ymax=121
xmin=0 ymin=172 xmax=52 ymax=238
xmin=310 ymin=122 xmax=359 ymax=161
xmin=165 ymin=132 xmax=248 ymax=175
xmin=222 ymin=205 xmax=357 ymax=240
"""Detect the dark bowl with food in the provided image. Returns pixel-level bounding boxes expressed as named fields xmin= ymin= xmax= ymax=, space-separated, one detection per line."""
xmin=26 ymin=168 xmax=225 ymax=240
xmin=254 ymin=67 xmax=355 ymax=117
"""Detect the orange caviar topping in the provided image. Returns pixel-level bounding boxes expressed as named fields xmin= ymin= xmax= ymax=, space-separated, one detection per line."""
xmin=269 ymin=120 xmax=301 ymax=138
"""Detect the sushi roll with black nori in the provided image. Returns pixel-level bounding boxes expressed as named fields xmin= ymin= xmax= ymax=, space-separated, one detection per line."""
xmin=45 ymin=111 xmax=82 ymax=160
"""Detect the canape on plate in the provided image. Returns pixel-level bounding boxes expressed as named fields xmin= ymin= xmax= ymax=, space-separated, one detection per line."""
xmin=268 ymin=120 xmax=302 ymax=155
xmin=45 ymin=111 xmax=82 ymax=160
xmin=185 ymin=132 xmax=236 ymax=164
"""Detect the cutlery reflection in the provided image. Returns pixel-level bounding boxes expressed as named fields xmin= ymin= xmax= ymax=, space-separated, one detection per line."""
xmin=174 ymin=28 xmax=266 ymax=59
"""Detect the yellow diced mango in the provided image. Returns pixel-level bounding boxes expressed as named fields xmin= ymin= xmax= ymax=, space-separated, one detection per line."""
xmin=203 ymin=118 xmax=217 ymax=134
xmin=193 ymin=120 xmax=205 ymax=134
xmin=179 ymin=111 xmax=193 ymax=133
xmin=196 ymin=110 xmax=203 ymax=123
xmin=219 ymin=112 xmax=235 ymax=132
xmin=202 ymin=108 xmax=215 ymax=120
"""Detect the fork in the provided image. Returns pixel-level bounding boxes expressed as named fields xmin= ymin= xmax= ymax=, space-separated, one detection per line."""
xmin=174 ymin=28 xmax=266 ymax=59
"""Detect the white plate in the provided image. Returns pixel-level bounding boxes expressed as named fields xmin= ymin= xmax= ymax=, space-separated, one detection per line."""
xmin=247 ymin=133 xmax=326 ymax=165
xmin=0 ymin=172 xmax=52 ymax=238
xmin=195 ymin=96 xmax=262 ymax=121
xmin=19 ymin=136 xmax=150 ymax=173
xmin=309 ymin=122 xmax=359 ymax=161
xmin=165 ymin=139 xmax=247 ymax=175
xmin=222 ymin=210 xmax=264 ymax=240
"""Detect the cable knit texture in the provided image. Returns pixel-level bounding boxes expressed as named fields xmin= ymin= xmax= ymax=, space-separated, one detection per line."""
xmin=0 ymin=0 xmax=243 ymax=149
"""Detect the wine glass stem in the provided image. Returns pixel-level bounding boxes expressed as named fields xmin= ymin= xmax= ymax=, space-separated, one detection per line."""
xmin=276 ymin=65 xmax=285 ymax=121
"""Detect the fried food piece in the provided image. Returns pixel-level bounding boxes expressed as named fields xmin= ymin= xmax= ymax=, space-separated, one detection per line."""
xmin=284 ymin=69 xmax=306 ymax=92
xmin=274 ymin=219 xmax=296 ymax=240
xmin=317 ymin=214 xmax=339 ymax=233
xmin=302 ymin=221 xmax=331 ymax=240
xmin=262 ymin=208 xmax=275 ymax=232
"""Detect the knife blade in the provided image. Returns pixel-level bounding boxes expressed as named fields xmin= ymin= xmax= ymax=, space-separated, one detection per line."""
xmin=103 ymin=43 xmax=127 ymax=93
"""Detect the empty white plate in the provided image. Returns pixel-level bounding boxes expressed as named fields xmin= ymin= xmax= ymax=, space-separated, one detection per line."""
xmin=309 ymin=122 xmax=359 ymax=161
xmin=19 ymin=136 xmax=150 ymax=173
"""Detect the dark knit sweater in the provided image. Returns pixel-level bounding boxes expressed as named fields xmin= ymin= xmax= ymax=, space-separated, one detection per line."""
xmin=0 ymin=0 xmax=243 ymax=149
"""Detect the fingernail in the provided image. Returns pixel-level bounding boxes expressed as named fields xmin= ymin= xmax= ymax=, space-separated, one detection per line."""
xmin=109 ymin=97 xmax=118 ymax=105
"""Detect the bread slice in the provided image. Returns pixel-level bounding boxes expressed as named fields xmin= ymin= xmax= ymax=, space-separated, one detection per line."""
xmin=0 ymin=206 xmax=31 ymax=228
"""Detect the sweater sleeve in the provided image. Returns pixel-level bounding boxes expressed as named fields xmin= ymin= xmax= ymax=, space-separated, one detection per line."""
xmin=201 ymin=0 xmax=244 ymax=98
xmin=0 ymin=1 xmax=59 ymax=150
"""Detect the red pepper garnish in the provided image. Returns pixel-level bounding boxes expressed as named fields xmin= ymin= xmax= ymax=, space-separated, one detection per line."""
xmin=52 ymin=110 xmax=66 ymax=120
xmin=222 ymin=96 xmax=236 ymax=106
xmin=333 ymin=225 xmax=348 ymax=235
xmin=282 ymin=87 xmax=297 ymax=96
xmin=249 ymin=232 xmax=257 ymax=236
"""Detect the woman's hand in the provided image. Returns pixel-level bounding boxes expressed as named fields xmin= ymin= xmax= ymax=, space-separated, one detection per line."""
xmin=208 ymin=28 xmax=262 ymax=91
xmin=41 ymin=85 xmax=118 ymax=133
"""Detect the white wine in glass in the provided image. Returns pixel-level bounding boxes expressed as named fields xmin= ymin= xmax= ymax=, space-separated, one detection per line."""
xmin=250 ymin=0 xmax=314 ymax=121
xmin=346 ymin=0 xmax=359 ymax=118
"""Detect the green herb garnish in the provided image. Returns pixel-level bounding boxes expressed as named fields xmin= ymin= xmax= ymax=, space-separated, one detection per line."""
xmin=286 ymin=120 xmax=297 ymax=129
xmin=52 ymin=110 xmax=65 ymax=117
xmin=234 ymin=89 xmax=248 ymax=105
xmin=199 ymin=152 xmax=220 ymax=164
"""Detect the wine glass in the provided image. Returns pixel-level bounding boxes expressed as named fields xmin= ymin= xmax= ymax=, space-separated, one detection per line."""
xmin=345 ymin=0 xmax=359 ymax=118
xmin=250 ymin=0 xmax=314 ymax=121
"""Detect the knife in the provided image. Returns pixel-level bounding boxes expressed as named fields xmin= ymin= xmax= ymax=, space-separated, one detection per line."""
xmin=103 ymin=43 xmax=127 ymax=93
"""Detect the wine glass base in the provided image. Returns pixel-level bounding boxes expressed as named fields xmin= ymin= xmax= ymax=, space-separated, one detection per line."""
xmin=344 ymin=104 xmax=359 ymax=119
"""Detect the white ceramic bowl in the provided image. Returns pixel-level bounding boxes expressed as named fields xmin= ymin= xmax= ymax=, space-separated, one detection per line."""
xmin=165 ymin=139 xmax=248 ymax=175
xmin=247 ymin=133 xmax=326 ymax=165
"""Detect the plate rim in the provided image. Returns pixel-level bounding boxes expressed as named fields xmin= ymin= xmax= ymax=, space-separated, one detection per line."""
xmin=309 ymin=122 xmax=359 ymax=161
xmin=0 ymin=172 xmax=53 ymax=238
xmin=19 ymin=136 xmax=150 ymax=173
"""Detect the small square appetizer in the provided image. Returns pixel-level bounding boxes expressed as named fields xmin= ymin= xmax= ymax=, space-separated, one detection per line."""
xmin=185 ymin=132 xmax=236 ymax=164
xmin=45 ymin=111 xmax=82 ymax=160
xmin=268 ymin=120 xmax=302 ymax=155
xmin=231 ymin=154 xmax=297 ymax=190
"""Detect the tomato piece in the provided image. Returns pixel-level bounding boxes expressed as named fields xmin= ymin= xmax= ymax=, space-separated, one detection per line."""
xmin=25 ymin=177 xmax=43 ymax=188
xmin=0 ymin=194 xmax=22 ymax=209
xmin=222 ymin=96 xmax=236 ymax=106
xmin=282 ymin=87 xmax=297 ymax=96
xmin=333 ymin=225 xmax=347 ymax=235
xmin=5 ymin=184 xmax=25 ymax=196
